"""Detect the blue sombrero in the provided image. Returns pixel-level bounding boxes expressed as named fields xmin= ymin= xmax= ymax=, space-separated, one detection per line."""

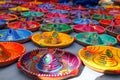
xmin=73 ymin=18 xmax=99 ymax=24
xmin=0 ymin=28 xmax=32 ymax=43
xmin=50 ymin=10 xmax=68 ymax=14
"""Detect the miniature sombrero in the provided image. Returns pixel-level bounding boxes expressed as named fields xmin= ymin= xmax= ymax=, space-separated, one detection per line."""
xmin=73 ymin=18 xmax=99 ymax=24
xmin=0 ymin=42 xmax=25 ymax=66
xmin=39 ymin=3 xmax=54 ymax=10
xmin=21 ymin=11 xmax=44 ymax=17
xmin=117 ymin=34 xmax=120 ymax=43
xmin=0 ymin=13 xmax=18 ymax=21
xmin=115 ymin=14 xmax=120 ymax=20
xmin=93 ymin=14 xmax=114 ymax=20
xmin=41 ymin=24 xmax=72 ymax=33
xmin=50 ymin=10 xmax=68 ymax=14
xmin=21 ymin=3 xmax=39 ymax=9
xmin=89 ymin=8 xmax=108 ymax=15
xmin=79 ymin=46 xmax=120 ymax=74
xmin=55 ymin=4 xmax=70 ymax=10
xmin=104 ymin=4 xmax=120 ymax=10
xmin=0 ymin=3 xmax=16 ymax=10
xmin=0 ymin=20 xmax=7 ymax=29
xmin=17 ymin=48 xmax=81 ymax=80
xmin=0 ymin=28 xmax=32 ymax=43
xmin=73 ymin=24 xmax=105 ymax=33
xmin=9 ymin=6 xmax=29 ymax=12
xmin=11 ymin=1 xmax=27 ymax=6
xmin=70 ymin=10 xmax=88 ymax=15
xmin=99 ymin=19 xmax=120 ymax=27
xmin=32 ymin=31 xmax=74 ymax=48
xmin=33 ymin=7 xmax=48 ymax=13
xmin=45 ymin=12 xmax=68 ymax=18
xmin=21 ymin=11 xmax=44 ymax=22
xmin=44 ymin=17 xmax=72 ymax=24
xmin=72 ymin=5 xmax=88 ymax=10
xmin=70 ymin=10 xmax=88 ymax=19
xmin=8 ymin=21 xmax=40 ymax=31
xmin=106 ymin=26 xmax=120 ymax=37
xmin=109 ymin=10 xmax=120 ymax=16
xmin=86 ymin=5 xmax=99 ymax=9
xmin=75 ymin=32 xmax=117 ymax=46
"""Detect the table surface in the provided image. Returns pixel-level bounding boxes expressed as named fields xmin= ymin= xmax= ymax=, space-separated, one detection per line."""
xmin=0 ymin=30 xmax=120 ymax=80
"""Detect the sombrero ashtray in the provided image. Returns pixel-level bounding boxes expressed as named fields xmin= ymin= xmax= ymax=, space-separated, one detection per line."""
xmin=55 ymin=4 xmax=70 ymax=10
xmin=17 ymin=48 xmax=81 ymax=80
xmin=44 ymin=17 xmax=72 ymax=24
xmin=41 ymin=23 xmax=72 ymax=33
xmin=73 ymin=24 xmax=105 ymax=33
xmin=0 ymin=28 xmax=32 ymax=43
xmin=0 ymin=42 xmax=25 ymax=66
xmin=75 ymin=32 xmax=117 ymax=46
xmin=8 ymin=20 xmax=40 ymax=31
xmin=73 ymin=18 xmax=98 ymax=24
xmin=79 ymin=46 xmax=120 ymax=74
xmin=32 ymin=31 xmax=74 ymax=48
xmin=0 ymin=13 xmax=18 ymax=22
xmin=45 ymin=12 xmax=68 ymax=18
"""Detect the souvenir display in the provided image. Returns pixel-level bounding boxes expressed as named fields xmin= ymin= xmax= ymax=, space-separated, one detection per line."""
xmin=73 ymin=24 xmax=105 ymax=33
xmin=41 ymin=24 xmax=72 ymax=33
xmin=17 ymin=48 xmax=81 ymax=80
xmin=0 ymin=28 xmax=32 ymax=43
xmin=0 ymin=42 xmax=25 ymax=66
xmin=75 ymin=32 xmax=117 ymax=46
xmin=8 ymin=20 xmax=40 ymax=31
xmin=1 ymin=1 xmax=120 ymax=80
xmin=32 ymin=31 xmax=74 ymax=48
xmin=79 ymin=46 xmax=120 ymax=74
